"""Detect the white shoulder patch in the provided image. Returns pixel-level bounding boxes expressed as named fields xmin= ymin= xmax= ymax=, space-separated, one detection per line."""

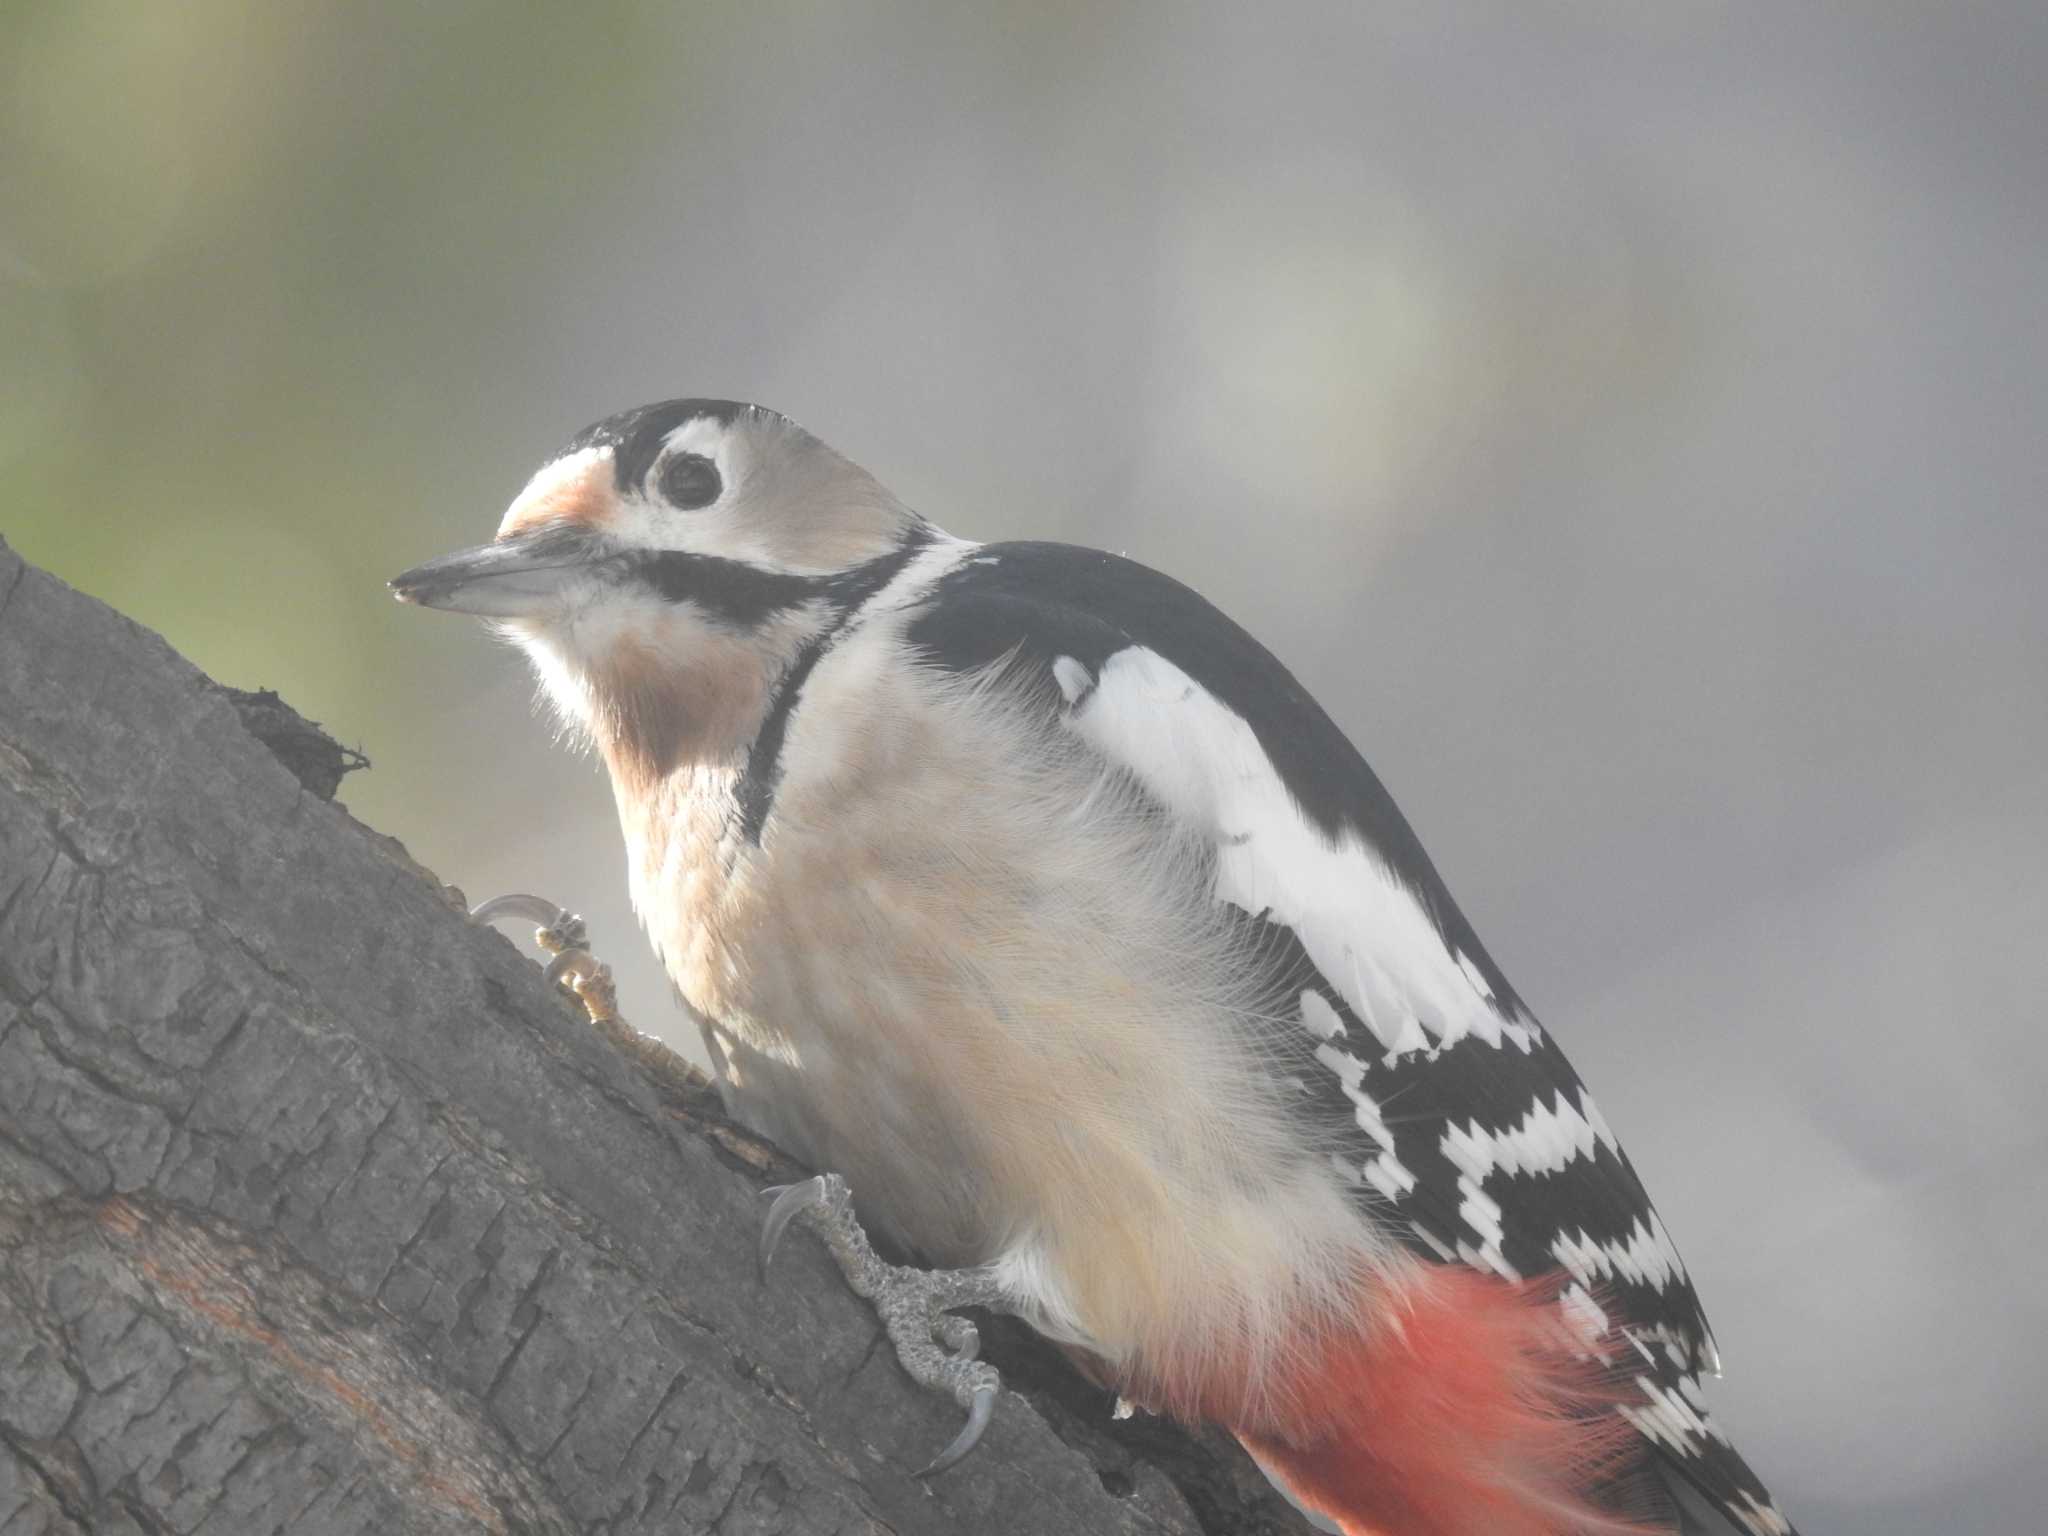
xmin=1063 ymin=646 xmax=1518 ymax=1059
xmin=1050 ymin=654 xmax=1094 ymax=705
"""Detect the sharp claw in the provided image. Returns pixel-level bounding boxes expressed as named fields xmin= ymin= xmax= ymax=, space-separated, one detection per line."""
xmin=933 ymin=1313 xmax=980 ymax=1362
xmin=472 ymin=893 xmax=587 ymax=955
xmin=543 ymin=949 xmax=594 ymax=987
xmin=758 ymin=1176 xmax=828 ymax=1281
xmin=917 ymin=1383 xmax=996 ymax=1478
xmin=538 ymin=949 xmax=617 ymax=1022
xmin=469 ymin=893 xmax=567 ymax=928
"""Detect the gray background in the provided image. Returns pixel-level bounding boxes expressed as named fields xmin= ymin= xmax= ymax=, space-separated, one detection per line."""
xmin=6 ymin=4 xmax=2043 ymax=1530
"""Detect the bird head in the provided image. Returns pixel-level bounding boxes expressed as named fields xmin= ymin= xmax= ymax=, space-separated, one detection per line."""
xmin=392 ymin=398 xmax=926 ymax=776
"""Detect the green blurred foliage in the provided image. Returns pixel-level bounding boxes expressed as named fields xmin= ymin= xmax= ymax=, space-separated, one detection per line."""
xmin=4 ymin=1 xmax=700 ymax=731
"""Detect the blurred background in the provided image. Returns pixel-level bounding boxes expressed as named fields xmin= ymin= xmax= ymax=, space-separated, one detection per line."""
xmin=5 ymin=2 xmax=2043 ymax=1529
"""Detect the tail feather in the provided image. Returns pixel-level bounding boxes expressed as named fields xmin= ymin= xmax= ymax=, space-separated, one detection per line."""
xmin=1231 ymin=1266 xmax=1661 ymax=1536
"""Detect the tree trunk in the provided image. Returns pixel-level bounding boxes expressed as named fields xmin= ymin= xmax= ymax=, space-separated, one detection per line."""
xmin=0 ymin=539 xmax=1310 ymax=1535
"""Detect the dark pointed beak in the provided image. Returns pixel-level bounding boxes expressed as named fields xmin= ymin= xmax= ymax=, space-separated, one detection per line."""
xmin=389 ymin=531 xmax=597 ymax=617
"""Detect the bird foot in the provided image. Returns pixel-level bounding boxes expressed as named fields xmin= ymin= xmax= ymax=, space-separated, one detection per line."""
xmin=759 ymin=1173 xmax=1006 ymax=1476
xmin=471 ymin=892 xmax=618 ymax=1024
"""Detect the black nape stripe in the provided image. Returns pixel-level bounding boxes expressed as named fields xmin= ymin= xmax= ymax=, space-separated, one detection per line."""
xmin=734 ymin=528 xmax=933 ymax=845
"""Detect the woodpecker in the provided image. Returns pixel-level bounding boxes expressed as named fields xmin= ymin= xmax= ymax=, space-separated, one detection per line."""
xmin=393 ymin=399 xmax=1797 ymax=1536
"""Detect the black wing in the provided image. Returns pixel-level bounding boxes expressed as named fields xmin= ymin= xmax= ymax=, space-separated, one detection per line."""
xmin=906 ymin=540 xmax=1795 ymax=1535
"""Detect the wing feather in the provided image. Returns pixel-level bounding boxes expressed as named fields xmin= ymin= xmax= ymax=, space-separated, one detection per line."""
xmin=905 ymin=540 xmax=1794 ymax=1534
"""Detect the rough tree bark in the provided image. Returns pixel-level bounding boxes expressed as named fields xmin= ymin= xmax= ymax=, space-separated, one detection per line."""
xmin=0 ymin=539 xmax=1313 ymax=1536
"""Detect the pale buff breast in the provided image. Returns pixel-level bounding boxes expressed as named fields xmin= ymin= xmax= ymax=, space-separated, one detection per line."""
xmin=622 ymin=618 xmax=1399 ymax=1391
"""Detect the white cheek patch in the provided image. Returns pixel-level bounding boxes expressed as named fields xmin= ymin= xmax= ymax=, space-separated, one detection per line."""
xmin=1062 ymin=646 xmax=1518 ymax=1060
xmin=611 ymin=475 xmax=802 ymax=576
xmin=607 ymin=494 xmax=761 ymax=563
xmin=606 ymin=416 xmax=764 ymax=560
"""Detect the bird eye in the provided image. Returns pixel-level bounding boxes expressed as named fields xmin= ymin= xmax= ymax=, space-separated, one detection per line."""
xmin=655 ymin=451 xmax=721 ymax=510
